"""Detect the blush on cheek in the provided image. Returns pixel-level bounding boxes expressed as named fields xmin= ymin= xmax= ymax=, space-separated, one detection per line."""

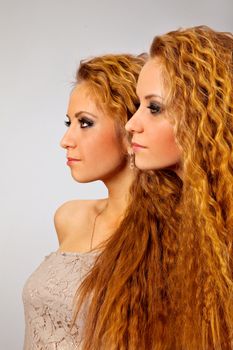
xmin=166 ymin=130 xmax=182 ymax=155
xmin=158 ymin=124 xmax=179 ymax=153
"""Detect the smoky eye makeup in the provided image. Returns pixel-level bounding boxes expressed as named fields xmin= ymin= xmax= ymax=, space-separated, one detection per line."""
xmin=64 ymin=116 xmax=71 ymax=127
xmin=78 ymin=116 xmax=94 ymax=128
xmin=64 ymin=113 xmax=95 ymax=128
xmin=147 ymin=101 xmax=164 ymax=115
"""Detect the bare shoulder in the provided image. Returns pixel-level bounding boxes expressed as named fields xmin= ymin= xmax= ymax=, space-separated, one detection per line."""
xmin=54 ymin=200 xmax=93 ymax=225
xmin=54 ymin=199 xmax=107 ymax=246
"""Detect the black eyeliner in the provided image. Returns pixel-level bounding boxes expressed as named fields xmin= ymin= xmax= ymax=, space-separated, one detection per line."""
xmin=147 ymin=101 xmax=163 ymax=115
xmin=64 ymin=115 xmax=71 ymax=127
xmin=78 ymin=117 xmax=94 ymax=128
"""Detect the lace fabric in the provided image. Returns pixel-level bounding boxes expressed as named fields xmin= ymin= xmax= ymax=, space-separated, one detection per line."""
xmin=22 ymin=251 xmax=97 ymax=350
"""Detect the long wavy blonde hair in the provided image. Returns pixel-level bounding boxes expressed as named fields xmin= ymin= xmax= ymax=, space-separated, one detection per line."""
xmin=72 ymin=54 xmax=178 ymax=348
xmin=148 ymin=26 xmax=233 ymax=349
xmin=72 ymin=27 xmax=233 ymax=349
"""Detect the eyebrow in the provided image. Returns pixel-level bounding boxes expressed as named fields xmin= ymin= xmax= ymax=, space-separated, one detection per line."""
xmin=66 ymin=111 xmax=98 ymax=120
xmin=145 ymin=94 xmax=163 ymax=100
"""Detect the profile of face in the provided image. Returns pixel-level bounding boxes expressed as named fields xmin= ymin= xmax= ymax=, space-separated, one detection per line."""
xmin=125 ymin=58 xmax=181 ymax=173
xmin=60 ymin=82 xmax=127 ymax=183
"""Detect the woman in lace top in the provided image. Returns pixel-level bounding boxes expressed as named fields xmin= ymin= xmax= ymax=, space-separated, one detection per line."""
xmin=22 ymin=53 xmax=148 ymax=349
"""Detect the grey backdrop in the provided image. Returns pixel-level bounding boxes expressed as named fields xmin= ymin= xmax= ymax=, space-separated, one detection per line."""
xmin=1 ymin=0 xmax=232 ymax=348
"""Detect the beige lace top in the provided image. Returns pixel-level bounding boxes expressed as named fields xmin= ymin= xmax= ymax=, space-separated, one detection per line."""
xmin=22 ymin=250 xmax=98 ymax=350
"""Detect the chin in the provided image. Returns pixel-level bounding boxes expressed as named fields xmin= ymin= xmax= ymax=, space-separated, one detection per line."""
xmin=73 ymin=176 xmax=97 ymax=183
xmin=134 ymin=159 xmax=154 ymax=171
xmin=135 ymin=158 xmax=181 ymax=174
xmin=70 ymin=172 xmax=92 ymax=183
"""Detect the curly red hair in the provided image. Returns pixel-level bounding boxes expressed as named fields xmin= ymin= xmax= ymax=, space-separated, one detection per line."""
xmin=149 ymin=26 xmax=233 ymax=349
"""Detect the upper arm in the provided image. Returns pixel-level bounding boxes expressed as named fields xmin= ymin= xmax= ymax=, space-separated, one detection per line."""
xmin=54 ymin=202 xmax=70 ymax=244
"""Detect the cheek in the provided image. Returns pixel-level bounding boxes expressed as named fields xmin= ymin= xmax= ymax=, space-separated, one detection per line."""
xmin=142 ymin=121 xmax=181 ymax=170
xmin=102 ymin=134 xmax=125 ymax=160
xmin=85 ymin=130 xmax=125 ymax=160
xmin=161 ymin=129 xmax=178 ymax=152
xmin=151 ymin=122 xmax=177 ymax=150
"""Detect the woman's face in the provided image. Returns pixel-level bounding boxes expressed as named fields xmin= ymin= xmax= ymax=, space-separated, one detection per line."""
xmin=125 ymin=58 xmax=181 ymax=173
xmin=61 ymin=82 xmax=127 ymax=183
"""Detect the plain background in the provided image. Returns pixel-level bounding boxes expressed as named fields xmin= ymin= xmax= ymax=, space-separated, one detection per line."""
xmin=0 ymin=0 xmax=232 ymax=348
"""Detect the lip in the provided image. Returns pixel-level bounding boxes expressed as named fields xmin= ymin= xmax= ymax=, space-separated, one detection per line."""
xmin=66 ymin=157 xmax=81 ymax=165
xmin=131 ymin=142 xmax=147 ymax=151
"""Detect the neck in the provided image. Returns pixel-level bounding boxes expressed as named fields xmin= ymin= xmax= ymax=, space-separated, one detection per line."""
xmin=102 ymin=164 xmax=135 ymax=219
xmin=90 ymin=163 xmax=135 ymax=251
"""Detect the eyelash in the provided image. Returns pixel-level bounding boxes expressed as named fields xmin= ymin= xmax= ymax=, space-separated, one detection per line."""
xmin=78 ymin=117 xmax=94 ymax=128
xmin=64 ymin=120 xmax=71 ymax=127
xmin=147 ymin=102 xmax=162 ymax=115
xmin=64 ymin=117 xmax=94 ymax=129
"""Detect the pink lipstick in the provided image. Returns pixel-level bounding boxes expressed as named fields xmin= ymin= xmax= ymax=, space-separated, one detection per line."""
xmin=66 ymin=157 xmax=81 ymax=166
xmin=131 ymin=142 xmax=147 ymax=152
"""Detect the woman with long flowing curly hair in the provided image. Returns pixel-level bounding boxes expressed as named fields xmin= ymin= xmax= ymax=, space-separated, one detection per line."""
xmin=126 ymin=26 xmax=233 ymax=349
xmin=22 ymin=53 xmax=150 ymax=349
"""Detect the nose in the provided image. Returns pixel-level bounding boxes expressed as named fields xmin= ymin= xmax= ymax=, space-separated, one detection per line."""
xmin=60 ymin=126 xmax=76 ymax=149
xmin=125 ymin=108 xmax=144 ymax=133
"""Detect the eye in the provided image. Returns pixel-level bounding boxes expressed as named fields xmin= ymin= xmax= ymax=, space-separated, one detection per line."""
xmin=147 ymin=102 xmax=162 ymax=115
xmin=78 ymin=117 xmax=94 ymax=129
xmin=64 ymin=120 xmax=71 ymax=127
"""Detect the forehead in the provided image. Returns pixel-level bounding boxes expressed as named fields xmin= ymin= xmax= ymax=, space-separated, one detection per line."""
xmin=137 ymin=58 xmax=165 ymax=97
xmin=67 ymin=82 xmax=103 ymax=117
